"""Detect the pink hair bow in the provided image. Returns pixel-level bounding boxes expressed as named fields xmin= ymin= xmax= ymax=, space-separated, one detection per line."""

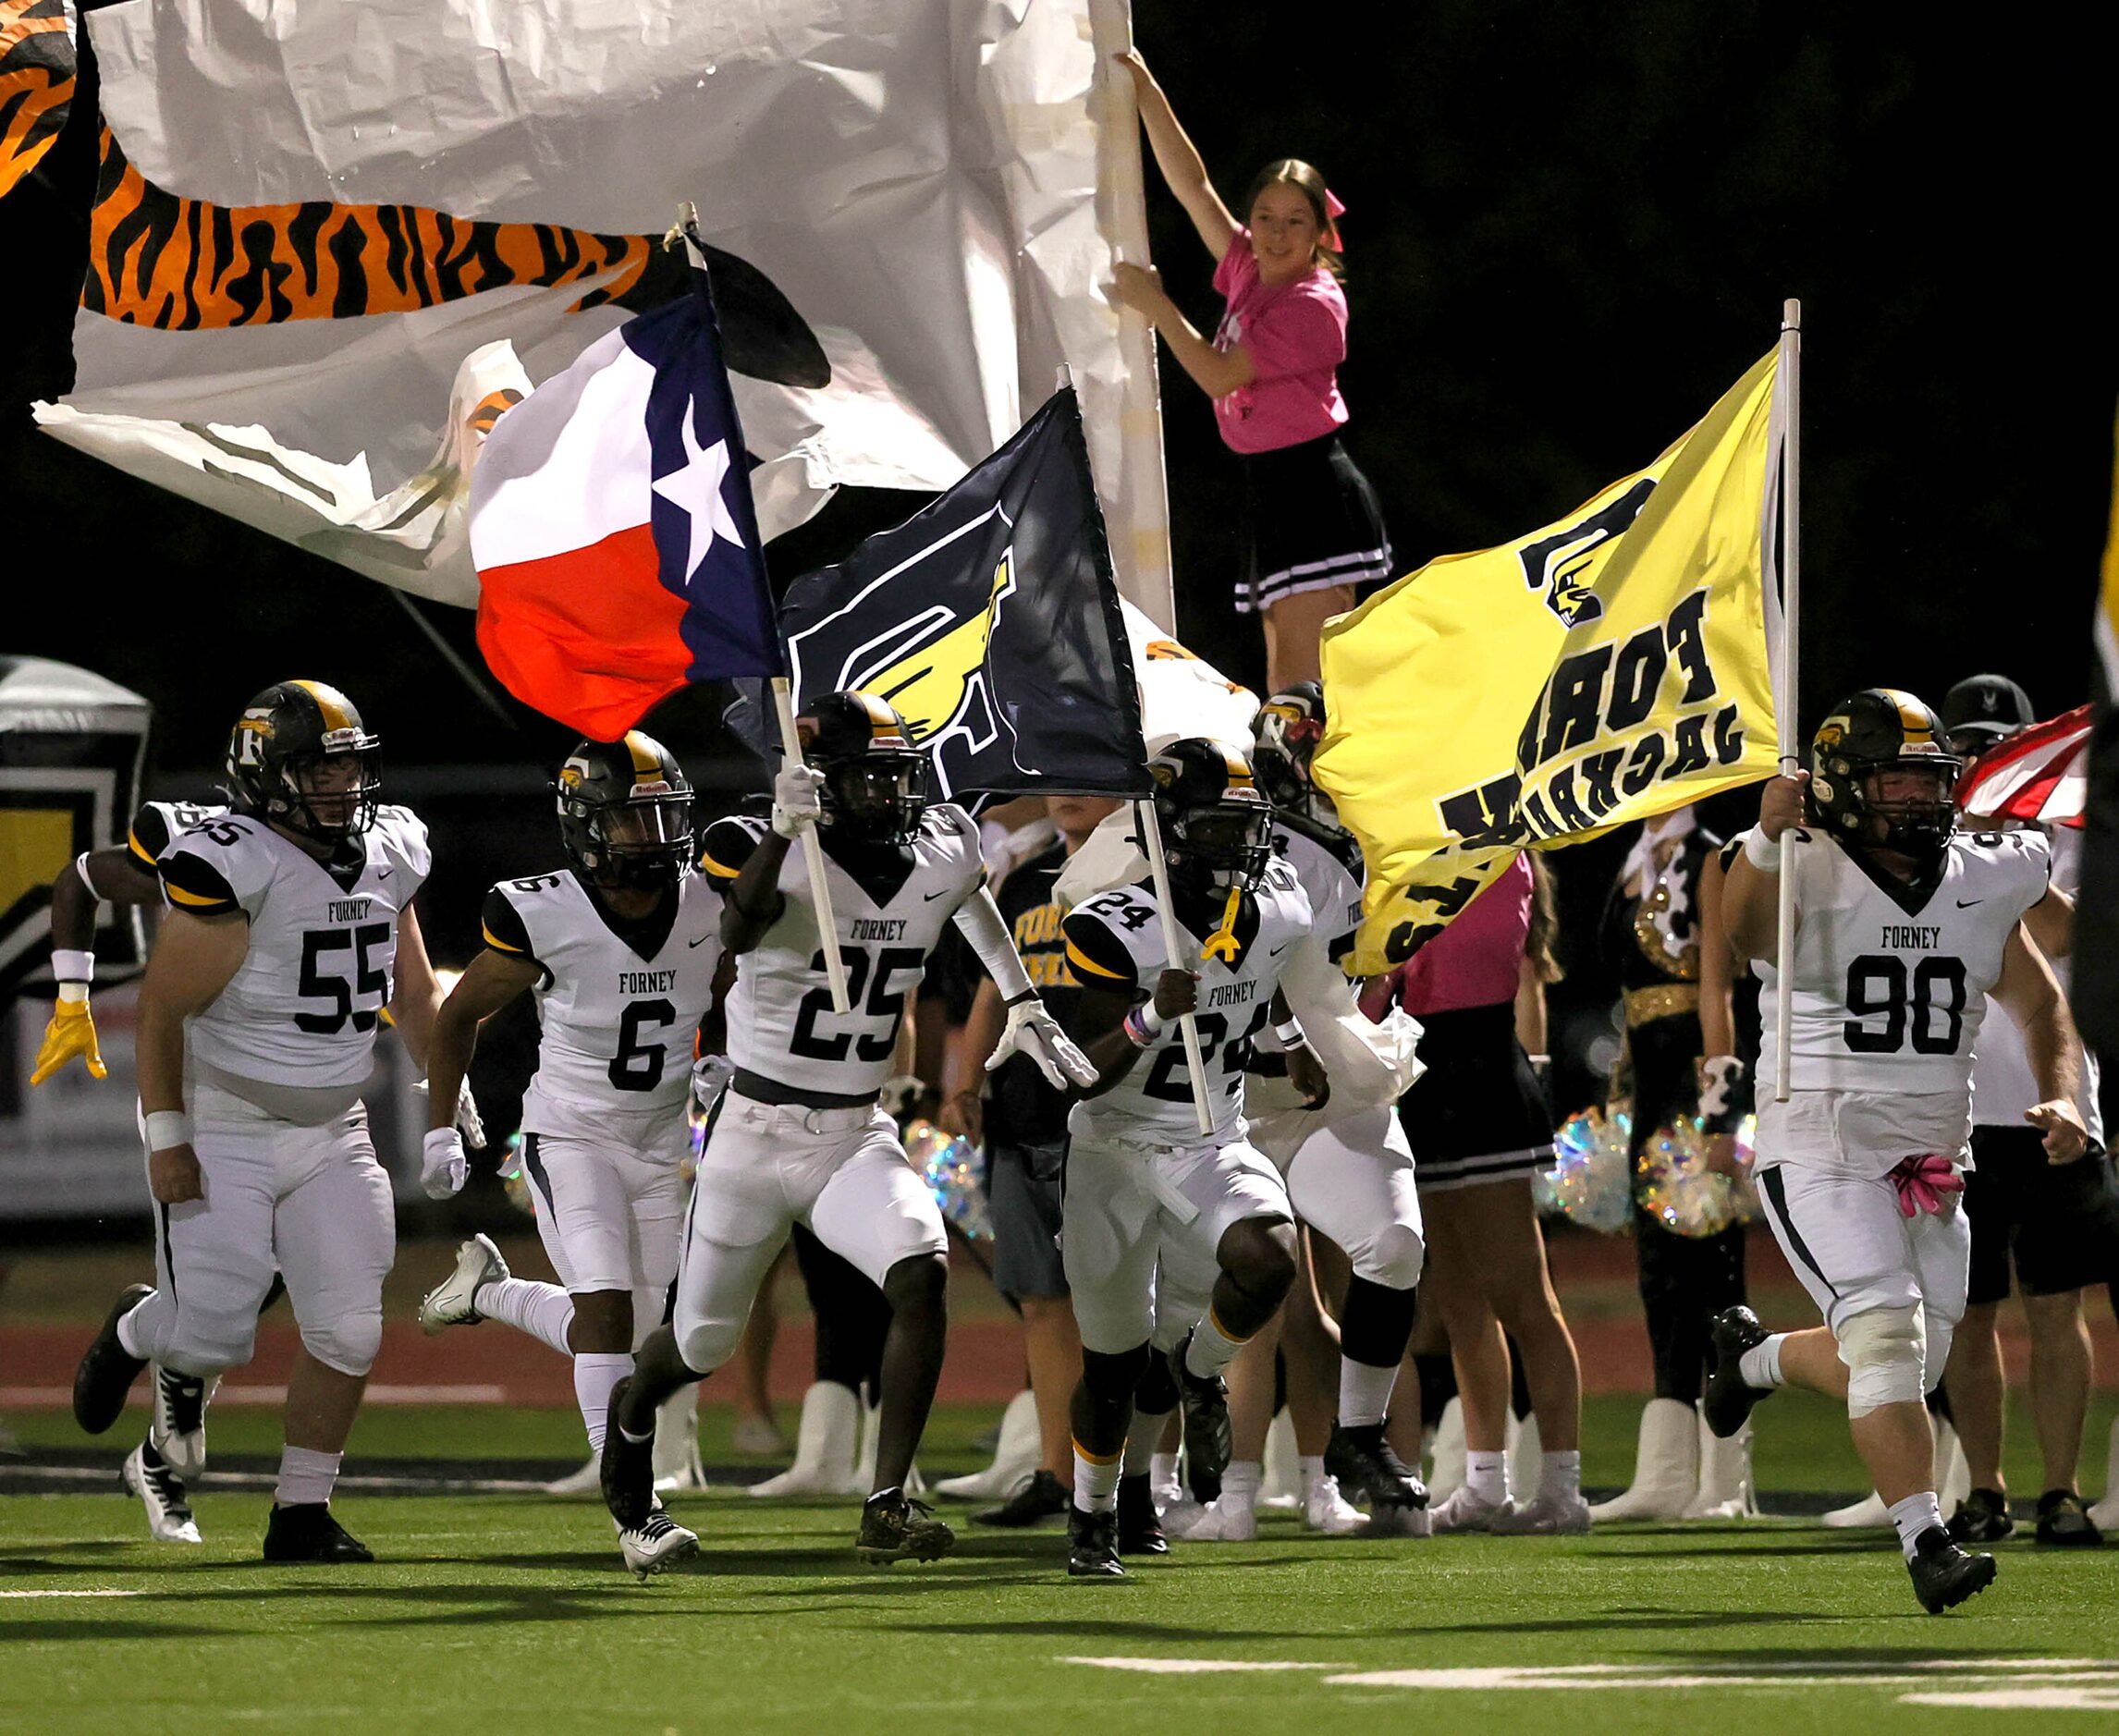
xmin=1324 ymin=189 xmax=1347 ymax=220
xmin=1887 ymin=1154 xmax=1964 ymax=1218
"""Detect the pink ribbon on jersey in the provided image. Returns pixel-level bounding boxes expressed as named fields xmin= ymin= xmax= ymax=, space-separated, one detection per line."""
xmin=1887 ymin=1154 xmax=1964 ymax=1218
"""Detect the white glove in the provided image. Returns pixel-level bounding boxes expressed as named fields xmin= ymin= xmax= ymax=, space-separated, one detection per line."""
xmin=692 ymin=1051 xmax=735 ymax=1114
xmin=455 ymin=1078 xmax=487 ymax=1150
xmin=987 ymin=996 xmax=1098 ymax=1092
xmin=772 ymin=764 xmax=826 ymax=839
xmin=421 ymin=1126 xmax=468 ymax=1200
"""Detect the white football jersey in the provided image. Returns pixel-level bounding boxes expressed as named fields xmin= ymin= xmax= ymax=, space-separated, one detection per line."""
xmin=1968 ymin=826 xmax=2101 ymax=1137
xmin=700 ymin=804 xmax=985 ymax=1096
xmin=1063 ymin=856 xmax=1314 ymax=1145
xmin=156 ymin=803 xmax=431 ymax=1089
xmin=127 ymin=800 xmax=227 ymax=875
xmin=1755 ymin=825 xmax=2050 ymax=1096
xmin=482 ymin=868 xmax=725 ymax=1131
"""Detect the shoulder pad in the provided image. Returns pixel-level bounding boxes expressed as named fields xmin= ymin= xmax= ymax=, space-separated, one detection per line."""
xmin=481 ymin=885 xmax=541 ymax=960
xmin=1064 ymin=886 xmax=1156 ymax=990
xmin=700 ymin=814 xmax=766 ymax=883
xmin=158 ymin=847 xmax=245 ymax=918
xmin=368 ymin=804 xmax=433 ymax=881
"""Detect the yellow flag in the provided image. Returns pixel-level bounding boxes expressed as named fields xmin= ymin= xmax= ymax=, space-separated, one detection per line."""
xmin=1317 ymin=351 xmax=1782 ymax=974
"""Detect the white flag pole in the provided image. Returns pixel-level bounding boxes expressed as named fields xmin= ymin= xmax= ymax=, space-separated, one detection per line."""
xmin=1134 ymin=797 xmax=1218 ymax=1138
xmin=1773 ymin=299 xmax=1803 ymax=1103
xmin=1088 ymin=0 xmax=1178 ymax=631
xmin=771 ymin=678 xmax=853 ymax=1016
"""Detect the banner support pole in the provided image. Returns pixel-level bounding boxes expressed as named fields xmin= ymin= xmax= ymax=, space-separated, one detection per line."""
xmin=1773 ymin=298 xmax=1803 ymax=1103
xmin=771 ymin=677 xmax=853 ymax=1015
xmin=1134 ymin=798 xmax=1218 ymax=1138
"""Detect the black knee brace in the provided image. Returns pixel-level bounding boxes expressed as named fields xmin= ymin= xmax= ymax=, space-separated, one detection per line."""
xmin=1341 ymin=1275 xmax=1419 ymax=1368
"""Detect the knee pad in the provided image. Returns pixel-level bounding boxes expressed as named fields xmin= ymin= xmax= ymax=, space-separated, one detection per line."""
xmin=1837 ymin=1304 xmax=1926 ymax=1419
xmin=1083 ymin=1344 xmax=1149 ymax=1405
xmin=1359 ymin=1223 xmax=1427 ymax=1291
xmin=674 ymin=1314 xmax=741 ymax=1378
xmin=300 ymin=1307 xmax=382 ymax=1379
xmin=167 ymin=1306 xmax=259 ymax=1379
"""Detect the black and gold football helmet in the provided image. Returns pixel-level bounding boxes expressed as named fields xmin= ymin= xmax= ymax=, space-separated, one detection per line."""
xmin=1149 ymin=737 xmax=1273 ymax=894
xmin=554 ymin=733 xmax=694 ymax=889
xmin=805 ymin=691 xmax=927 ymax=844
xmin=1253 ymin=681 xmax=1329 ymax=823
xmin=225 ymin=679 xmax=382 ymax=843
xmin=1809 ymin=688 xmax=1961 ymax=860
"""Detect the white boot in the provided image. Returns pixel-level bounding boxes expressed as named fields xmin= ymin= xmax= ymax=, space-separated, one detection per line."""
xmin=1589 ymin=1398 xmax=1698 ymax=1522
xmin=1258 ymin=1412 xmax=1302 ymax=1510
xmin=1427 ymin=1397 xmax=1467 ymax=1500
xmin=2087 ymin=1418 xmax=2119 ymax=1530
xmin=653 ymin=1386 xmax=706 ymax=1492
xmin=1507 ymin=1411 xmax=1543 ymax=1503
xmin=749 ymin=1380 xmax=860 ymax=1497
xmin=1684 ymin=1408 xmax=1757 ymax=1519
xmin=1934 ymin=1415 xmax=1971 ymax=1511
xmin=934 ymin=1388 xmax=1040 ymax=1501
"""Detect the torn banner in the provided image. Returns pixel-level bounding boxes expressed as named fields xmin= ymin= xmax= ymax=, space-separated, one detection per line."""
xmin=28 ymin=0 xmax=1140 ymax=607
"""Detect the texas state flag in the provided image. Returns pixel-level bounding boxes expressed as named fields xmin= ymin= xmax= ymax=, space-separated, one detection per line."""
xmin=470 ymin=256 xmax=784 ymax=740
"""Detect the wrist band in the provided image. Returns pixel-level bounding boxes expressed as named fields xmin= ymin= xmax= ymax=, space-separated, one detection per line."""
xmin=1272 ymin=1019 xmax=1306 ymax=1047
xmin=53 ymin=948 xmax=94 ymax=985
xmin=144 ymin=1110 xmax=192 ymax=1152
xmin=1123 ymin=1003 xmax=1162 ymax=1047
xmin=1743 ymin=828 xmax=1783 ymax=873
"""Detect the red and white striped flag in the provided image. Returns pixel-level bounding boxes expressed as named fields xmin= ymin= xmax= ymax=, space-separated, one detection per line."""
xmin=1955 ymin=703 xmax=2093 ymax=828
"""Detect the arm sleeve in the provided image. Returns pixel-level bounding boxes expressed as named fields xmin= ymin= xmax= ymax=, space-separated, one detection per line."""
xmin=1062 ymin=908 xmax=1141 ymax=995
xmin=157 ymin=849 xmax=242 ymax=918
xmin=699 ymin=815 xmax=766 ymax=885
xmin=479 ymin=886 xmax=538 ymax=962
xmin=950 ymin=886 xmax=1034 ymax=1002
xmin=1240 ymin=283 xmax=1347 ymax=381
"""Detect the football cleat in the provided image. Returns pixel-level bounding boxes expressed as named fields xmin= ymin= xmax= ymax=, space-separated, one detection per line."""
xmin=856 ymin=1486 xmax=955 ymax=1564
xmin=151 ymin=1364 xmax=213 ymax=1481
xmin=2034 ymin=1489 xmax=2103 ymax=1548
xmin=74 ymin=1284 xmax=153 ymax=1435
xmin=1169 ymin=1331 xmax=1232 ymax=1503
xmin=262 ymin=1502 xmax=374 ymax=1564
xmin=1067 ymin=1505 xmax=1125 ymax=1578
xmin=418 ymin=1234 xmax=509 ymax=1336
xmin=1304 ymin=1474 xmax=1371 ymax=1536
xmin=974 ymin=1469 xmax=1070 ymax=1528
xmin=123 ymin=1438 xmax=201 ymax=1545
xmin=1489 ymin=1487 xmax=1593 ymax=1535
xmin=1702 ymin=1306 xmax=1773 ymax=1439
xmin=1116 ymin=1472 xmax=1169 ymax=1556
xmin=1907 ymin=1524 xmax=1997 ymax=1613
xmin=1428 ymin=1485 xmax=1510 ymax=1534
xmin=617 ymin=1505 xmax=700 ymax=1579
xmin=1947 ymin=1486 xmax=2015 ymax=1545
xmin=1163 ymin=1498 xmax=1255 ymax=1542
xmin=1360 ymin=1500 xmax=1433 ymax=1539
xmin=599 ymin=1377 xmax=658 ymax=1532
xmin=1325 ymin=1423 xmax=1429 ymax=1510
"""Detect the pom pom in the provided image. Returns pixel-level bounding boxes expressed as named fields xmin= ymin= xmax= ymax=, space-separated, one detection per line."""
xmin=1535 ymin=1106 xmax=1635 ymax=1234
xmin=1634 ymin=1114 xmax=1760 ymax=1238
xmin=903 ymin=1119 xmax=993 ymax=1240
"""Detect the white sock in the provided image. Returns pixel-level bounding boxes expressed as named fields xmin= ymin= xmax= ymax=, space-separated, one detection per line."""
xmin=1888 ymin=1490 xmax=1944 ymax=1560
xmin=1217 ymin=1460 xmax=1262 ymax=1514
xmin=1465 ymin=1449 xmax=1508 ymax=1505
xmin=1542 ymin=1449 xmax=1582 ymax=1499
xmin=1073 ymin=1443 xmax=1122 ymax=1513
xmin=572 ymin=1352 xmax=633 ymax=1453
xmin=1185 ymin=1310 xmax=1249 ymax=1381
xmin=479 ymin=1278 xmax=575 ymax=1358
xmin=1298 ymin=1454 xmax=1331 ymax=1498
xmin=1338 ymin=1358 xmax=1399 ymax=1430
xmin=116 ymin=1292 xmax=155 ymax=1360
xmin=1123 ymin=1413 xmax=1167 ymax=1475
xmin=276 ymin=1445 xmax=343 ymax=1507
xmin=1149 ymin=1451 xmax=1180 ymax=1494
xmin=1738 ymin=1334 xmax=1787 ymax=1390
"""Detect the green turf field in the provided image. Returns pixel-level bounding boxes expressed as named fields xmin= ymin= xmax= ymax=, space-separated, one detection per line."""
xmin=6 ymin=1394 xmax=2118 ymax=1735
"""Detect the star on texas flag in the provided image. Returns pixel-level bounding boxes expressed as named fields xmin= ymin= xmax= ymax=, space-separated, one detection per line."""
xmin=471 ymin=257 xmax=784 ymax=740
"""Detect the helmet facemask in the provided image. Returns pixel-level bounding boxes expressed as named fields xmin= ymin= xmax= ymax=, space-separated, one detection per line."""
xmin=821 ymin=750 xmax=927 ymax=845
xmin=570 ymin=790 xmax=695 ymax=890
xmin=1858 ymin=757 xmax=1959 ymax=858
xmin=272 ymin=742 xmax=382 ymax=844
xmin=1170 ymin=797 xmax=1273 ymax=896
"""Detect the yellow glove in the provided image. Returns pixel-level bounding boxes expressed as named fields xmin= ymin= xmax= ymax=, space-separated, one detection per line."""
xmin=32 ymin=996 xmax=107 ymax=1084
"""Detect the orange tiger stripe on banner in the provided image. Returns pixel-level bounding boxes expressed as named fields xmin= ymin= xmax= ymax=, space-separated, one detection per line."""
xmin=83 ymin=126 xmax=677 ymax=328
xmin=0 ymin=0 xmax=73 ymax=201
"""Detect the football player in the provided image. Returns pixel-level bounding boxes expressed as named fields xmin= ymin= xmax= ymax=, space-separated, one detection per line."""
xmin=1057 ymin=738 xmax=1325 ymax=1578
xmin=415 ymin=732 xmax=720 ymax=1575
xmin=596 ymin=691 xmax=1093 ymax=1570
xmin=71 ymin=680 xmax=443 ymax=1562
xmin=1703 ymin=689 xmax=2088 ymax=1613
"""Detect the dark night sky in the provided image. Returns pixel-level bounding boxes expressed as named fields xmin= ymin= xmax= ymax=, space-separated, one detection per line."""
xmin=2 ymin=8 xmax=2111 ymax=789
